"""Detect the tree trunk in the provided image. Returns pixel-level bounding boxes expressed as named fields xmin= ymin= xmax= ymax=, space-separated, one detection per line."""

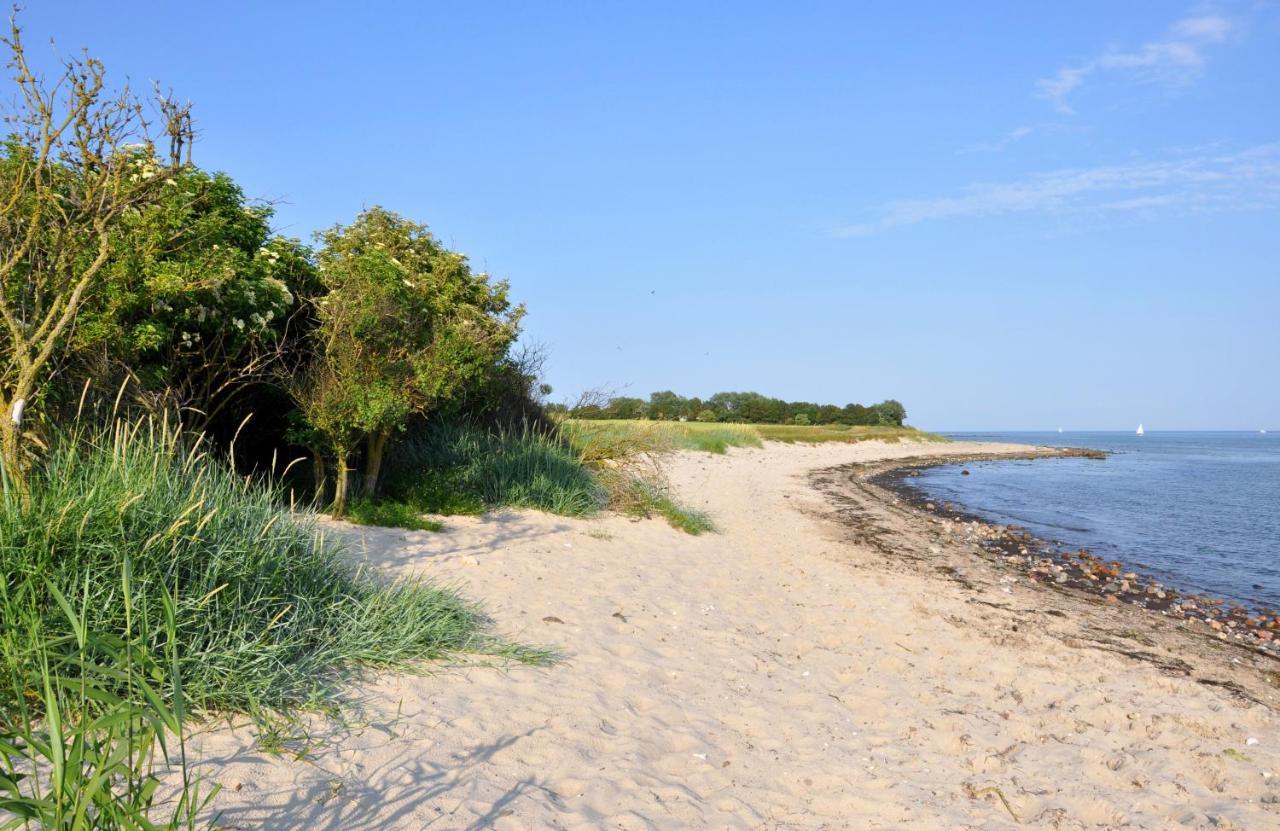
xmin=0 ymin=392 xmax=30 ymax=503
xmin=311 ymin=446 xmax=327 ymax=505
xmin=362 ymin=430 xmax=388 ymax=499
xmin=331 ymin=449 xmax=351 ymax=518
xmin=0 ymin=418 xmax=24 ymax=500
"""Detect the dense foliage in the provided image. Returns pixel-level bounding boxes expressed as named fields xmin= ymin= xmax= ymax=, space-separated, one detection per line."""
xmin=286 ymin=207 xmax=523 ymax=515
xmin=559 ymin=390 xmax=908 ymax=426
xmin=74 ymin=167 xmax=318 ymax=424
xmin=0 ymin=40 xmax=533 ymax=519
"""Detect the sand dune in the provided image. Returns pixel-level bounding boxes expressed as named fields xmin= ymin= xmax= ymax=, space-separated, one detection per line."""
xmin=188 ymin=440 xmax=1279 ymax=829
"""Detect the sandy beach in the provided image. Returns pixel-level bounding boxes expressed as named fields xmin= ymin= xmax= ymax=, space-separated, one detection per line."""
xmin=187 ymin=440 xmax=1280 ymax=829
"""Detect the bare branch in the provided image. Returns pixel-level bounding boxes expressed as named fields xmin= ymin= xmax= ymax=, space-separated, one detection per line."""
xmin=0 ymin=8 xmax=193 ymax=493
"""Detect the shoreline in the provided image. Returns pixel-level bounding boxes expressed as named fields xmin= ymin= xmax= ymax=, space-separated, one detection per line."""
xmin=183 ymin=438 xmax=1280 ymax=828
xmin=808 ymin=446 xmax=1280 ymax=705
xmin=866 ymin=451 xmax=1280 ymax=656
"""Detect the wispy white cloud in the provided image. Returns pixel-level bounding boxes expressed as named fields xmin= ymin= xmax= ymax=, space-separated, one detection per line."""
xmin=959 ymin=125 xmax=1035 ymax=154
xmin=1172 ymin=15 xmax=1231 ymax=40
xmin=1037 ymin=14 xmax=1233 ymax=114
xmin=833 ymin=143 xmax=1280 ymax=237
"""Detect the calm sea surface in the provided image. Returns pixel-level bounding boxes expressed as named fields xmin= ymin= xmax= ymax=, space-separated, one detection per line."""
xmin=911 ymin=432 xmax=1280 ymax=611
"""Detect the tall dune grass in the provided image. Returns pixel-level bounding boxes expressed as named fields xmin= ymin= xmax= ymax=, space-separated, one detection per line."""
xmin=0 ymin=570 xmax=217 ymax=829
xmin=376 ymin=420 xmax=717 ymax=534
xmin=379 ymin=421 xmax=606 ymax=518
xmin=551 ymin=421 xmax=716 ymax=534
xmin=0 ymin=420 xmax=538 ymax=717
xmin=0 ymin=421 xmax=542 ymax=826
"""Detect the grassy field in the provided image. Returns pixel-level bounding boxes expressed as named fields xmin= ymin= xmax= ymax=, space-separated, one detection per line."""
xmin=561 ymin=419 xmax=945 ymax=453
xmin=754 ymin=423 xmax=947 ymax=444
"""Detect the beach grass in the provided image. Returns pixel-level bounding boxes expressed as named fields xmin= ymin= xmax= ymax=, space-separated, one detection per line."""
xmin=372 ymin=420 xmax=727 ymax=535
xmin=379 ymin=421 xmax=607 ymax=519
xmin=0 ymin=420 xmax=542 ymax=719
xmin=347 ymin=498 xmax=446 ymax=532
xmin=648 ymin=495 xmax=715 ymax=535
xmin=597 ymin=471 xmax=712 ymax=535
xmin=0 ymin=570 xmax=219 ymax=828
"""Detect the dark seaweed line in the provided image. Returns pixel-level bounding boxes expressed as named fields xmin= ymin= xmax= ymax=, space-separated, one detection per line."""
xmin=855 ymin=450 xmax=1280 ymax=659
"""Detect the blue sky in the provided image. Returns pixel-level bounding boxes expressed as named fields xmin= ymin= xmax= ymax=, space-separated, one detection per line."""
xmin=21 ymin=2 xmax=1280 ymax=429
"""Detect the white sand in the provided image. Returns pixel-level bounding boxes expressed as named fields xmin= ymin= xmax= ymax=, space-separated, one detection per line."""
xmin=188 ymin=440 xmax=1280 ymax=829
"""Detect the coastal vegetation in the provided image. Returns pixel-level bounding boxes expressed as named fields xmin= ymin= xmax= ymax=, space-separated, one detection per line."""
xmin=754 ymin=423 xmax=945 ymax=444
xmin=0 ymin=14 xmax=919 ymax=823
xmin=555 ymin=390 xmax=910 ymax=426
xmin=285 ymin=208 xmax=522 ymax=517
xmin=0 ymin=420 xmax=538 ymax=826
xmin=0 ymin=17 xmax=538 ymax=823
xmin=375 ymin=420 xmax=607 ymax=519
xmin=1 ymin=422 xmax=530 ymax=715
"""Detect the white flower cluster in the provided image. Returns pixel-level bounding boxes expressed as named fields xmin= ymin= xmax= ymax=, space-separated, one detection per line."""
xmin=127 ymin=154 xmax=163 ymax=183
xmin=264 ymin=277 xmax=294 ymax=306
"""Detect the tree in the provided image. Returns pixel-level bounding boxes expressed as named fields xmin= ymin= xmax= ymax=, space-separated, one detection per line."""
xmin=573 ymin=389 xmax=911 ymax=429
xmin=874 ymin=399 xmax=907 ymax=426
xmin=815 ymin=404 xmax=842 ymax=424
xmin=840 ymin=403 xmax=875 ymax=425
xmin=288 ymin=207 xmax=522 ymax=515
xmin=646 ymin=390 xmax=685 ymax=421
xmin=605 ymin=396 xmax=645 ymax=420
xmin=0 ymin=15 xmax=191 ymax=495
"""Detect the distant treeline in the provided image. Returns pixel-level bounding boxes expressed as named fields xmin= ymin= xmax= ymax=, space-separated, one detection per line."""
xmin=551 ymin=391 xmax=907 ymax=426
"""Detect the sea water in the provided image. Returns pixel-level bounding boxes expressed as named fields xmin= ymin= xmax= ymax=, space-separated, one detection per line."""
xmin=910 ymin=432 xmax=1280 ymax=612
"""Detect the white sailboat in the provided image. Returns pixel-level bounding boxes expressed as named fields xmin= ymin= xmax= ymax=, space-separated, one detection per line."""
xmin=1136 ymin=423 xmax=1145 ymax=436
xmin=1057 ymin=427 xmax=1063 ymax=434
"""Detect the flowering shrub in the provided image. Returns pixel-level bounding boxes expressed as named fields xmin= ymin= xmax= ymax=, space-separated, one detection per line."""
xmin=72 ymin=168 xmax=318 ymax=417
